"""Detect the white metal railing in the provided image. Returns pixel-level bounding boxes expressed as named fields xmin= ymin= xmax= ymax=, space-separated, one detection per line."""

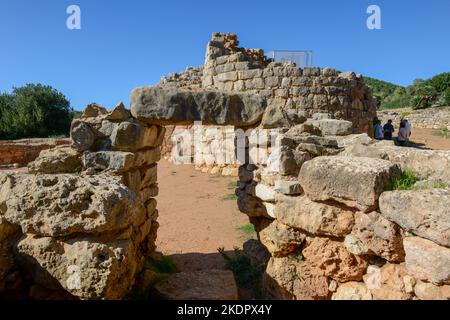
xmin=267 ymin=50 xmax=313 ymax=68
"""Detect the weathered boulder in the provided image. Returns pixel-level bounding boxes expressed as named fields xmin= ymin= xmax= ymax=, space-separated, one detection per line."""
xmin=17 ymin=234 xmax=141 ymax=300
xmin=285 ymin=123 xmax=322 ymax=138
xmin=264 ymin=256 xmax=330 ymax=300
xmin=334 ymin=133 xmax=373 ymax=148
xmin=261 ymin=105 xmax=307 ymax=129
xmin=110 ymin=122 xmax=159 ymax=152
xmin=83 ymin=151 xmax=135 ymax=173
xmin=82 ymin=103 xmax=108 ymax=118
xmin=70 ymin=120 xmax=95 ymax=152
xmin=153 ymin=270 xmax=238 ymax=300
xmin=276 ymin=195 xmax=354 ymax=237
xmin=105 ymin=102 xmax=131 ymax=121
xmin=28 ymin=146 xmax=82 ymax=174
xmin=277 ymin=147 xmax=310 ymax=176
xmin=310 ymin=119 xmax=353 ymax=136
xmin=363 ymin=264 xmax=412 ymax=300
xmin=130 ymin=86 xmax=267 ymax=126
xmin=273 ymin=180 xmax=303 ymax=195
xmin=344 ymin=235 xmax=369 ymax=255
xmin=414 ymin=280 xmax=450 ymax=300
xmin=332 ymin=282 xmax=372 ymax=300
xmin=0 ymin=173 xmax=146 ymax=238
xmin=350 ymin=211 xmax=405 ymax=262
xmin=299 ymin=156 xmax=400 ymax=212
xmin=254 ymin=184 xmax=276 ymax=202
xmin=379 ymin=190 xmax=450 ymax=247
xmin=382 ymin=147 xmax=450 ymax=183
xmin=302 ymin=238 xmax=368 ymax=282
xmin=403 ymin=237 xmax=450 ymax=285
xmin=83 ymin=149 xmax=160 ymax=174
xmin=259 ymin=220 xmax=305 ymax=257
xmin=342 ymin=144 xmax=450 ymax=184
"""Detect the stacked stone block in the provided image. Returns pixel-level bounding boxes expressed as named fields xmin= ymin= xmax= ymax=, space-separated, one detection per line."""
xmin=237 ymin=115 xmax=450 ymax=300
xmin=0 ymin=102 xmax=164 ymax=300
xmin=378 ymin=107 xmax=450 ymax=130
xmin=156 ymin=32 xmax=376 ymax=176
xmin=201 ymin=33 xmax=376 ymax=136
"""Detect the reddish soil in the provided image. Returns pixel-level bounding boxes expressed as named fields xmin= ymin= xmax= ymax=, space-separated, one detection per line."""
xmin=156 ymin=160 xmax=253 ymax=271
xmin=410 ymin=128 xmax=450 ymax=150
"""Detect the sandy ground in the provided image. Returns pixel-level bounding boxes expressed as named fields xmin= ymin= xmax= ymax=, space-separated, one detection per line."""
xmin=410 ymin=128 xmax=450 ymax=150
xmin=156 ymin=160 xmax=253 ymax=270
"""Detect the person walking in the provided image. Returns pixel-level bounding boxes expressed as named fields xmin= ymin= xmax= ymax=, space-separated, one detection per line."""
xmin=383 ymin=120 xmax=394 ymax=140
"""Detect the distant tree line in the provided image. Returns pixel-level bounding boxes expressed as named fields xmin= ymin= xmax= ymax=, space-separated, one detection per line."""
xmin=365 ymin=72 xmax=450 ymax=110
xmin=0 ymin=84 xmax=80 ymax=140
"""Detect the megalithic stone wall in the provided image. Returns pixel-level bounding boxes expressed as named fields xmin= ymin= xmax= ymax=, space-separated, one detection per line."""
xmin=0 ymin=103 xmax=164 ymax=300
xmin=201 ymin=32 xmax=377 ymax=135
xmin=2 ymin=32 xmax=449 ymax=301
xmin=238 ymin=123 xmax=450 ymax=300
xmin=154 ymin=32 xmax=377 ymax=176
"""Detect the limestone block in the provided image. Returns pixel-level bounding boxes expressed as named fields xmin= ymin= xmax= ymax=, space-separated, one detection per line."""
xmin=404 ymin=237 xmax=450 ymax=285
xmin=380 ymin=189 xmax=450 ymax=247
xmin=299 ymin=156 xmax=400 ymax=212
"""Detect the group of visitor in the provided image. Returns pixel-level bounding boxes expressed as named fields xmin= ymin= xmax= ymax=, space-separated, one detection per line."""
xmin=373 ymin=117 xmax=411 ymax=146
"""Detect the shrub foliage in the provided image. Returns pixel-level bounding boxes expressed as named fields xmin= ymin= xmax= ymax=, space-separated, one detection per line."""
xmin=365 ymin=72 xmax=450 ymax=110
xmin=0 ymin=84 xmax=75 ymax=140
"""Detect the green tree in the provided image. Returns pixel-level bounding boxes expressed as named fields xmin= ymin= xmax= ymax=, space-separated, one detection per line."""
xmin=0 ymin=84 xmax=72 ymax=140
xmin=411 ymin=85 xmax=438 ymax=109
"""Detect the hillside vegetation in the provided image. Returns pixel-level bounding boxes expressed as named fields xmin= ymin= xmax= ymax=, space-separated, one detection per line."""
xmin=365 ymin=72 xmax=450 ymax=110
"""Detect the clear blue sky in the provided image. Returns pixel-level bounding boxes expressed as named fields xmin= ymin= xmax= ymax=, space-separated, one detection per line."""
xmin=1 ymin=0 xmax=449 ymax=110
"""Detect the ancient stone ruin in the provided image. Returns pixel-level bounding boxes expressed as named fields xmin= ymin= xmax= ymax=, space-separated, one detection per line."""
xmin=1 ymin=33 xmax=449 ymax=300
xmin=1 ymin=103 xmax=163 ymax=299
xmin=0 ymin=138 xmax=69 ymax=169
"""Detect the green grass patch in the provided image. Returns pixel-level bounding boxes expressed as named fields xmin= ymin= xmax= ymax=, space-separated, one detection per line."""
xmin=223 ymin=193 xmax=238 ymax=201
xmin=414 ymin=180 xmax=449 ymax=190
xmin=129 ymin=255 xmax=177 ymax=299
xmin=218 ymin=247 xmax=264 ymax=299
xmin=401 ymin=111 xmax=411 ymax=117
xmin=287 ymin=253 xmax=304 ymax=264
xmin=237 ymin=224 xmax=255 ymax=236
xmin=389 ymin=169 xmax=420 ymax=190
xmin=433 ymin=128 xmax=450 ymax=139
xmin=228 ymin=180 xmax=239 ymax=190
xmin=144 ymin=256 xmax=177 ymax=274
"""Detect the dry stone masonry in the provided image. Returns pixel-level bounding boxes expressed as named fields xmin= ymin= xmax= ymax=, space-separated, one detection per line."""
xmin=138 ymin=32 xmax=377 ymax=176
xmin=1 ymin=32 xmax=450 ymax=300
xmin=238 ymin=123 xmax=450 ymax=300
xmin=378 ymin=107 xmax=450 ymax=130
xmin=129 ymin=33 xmax=450 ymax=300
xmin=0 ymin=102 xmax=164 ymax=300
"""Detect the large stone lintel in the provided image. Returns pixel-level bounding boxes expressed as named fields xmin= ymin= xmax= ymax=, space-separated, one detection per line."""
xmin=130 ymin=86 xmax=267 ymax=127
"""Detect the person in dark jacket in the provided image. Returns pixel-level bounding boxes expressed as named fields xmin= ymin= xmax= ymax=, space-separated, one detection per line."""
xmin=383 ymin=120 xmax=394 ymax=140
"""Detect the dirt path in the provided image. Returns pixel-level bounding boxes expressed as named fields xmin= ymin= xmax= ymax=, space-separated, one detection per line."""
xmin=156 ymin=160 xmax=253 ymax=271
